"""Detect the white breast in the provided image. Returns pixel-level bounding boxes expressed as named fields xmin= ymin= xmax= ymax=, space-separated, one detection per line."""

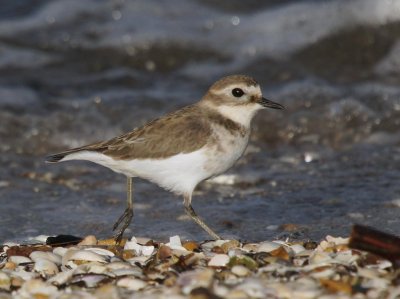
xmin=203 ymin=126 xmax=249 ymax=177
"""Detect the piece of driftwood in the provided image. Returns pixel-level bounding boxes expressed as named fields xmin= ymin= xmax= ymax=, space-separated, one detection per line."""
xmin=349 ymin=224 xmax=400 ymax=267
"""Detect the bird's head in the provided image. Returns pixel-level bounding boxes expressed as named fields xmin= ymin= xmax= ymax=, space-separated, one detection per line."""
xmin=201 ymin=75 xmax=284 ymax=127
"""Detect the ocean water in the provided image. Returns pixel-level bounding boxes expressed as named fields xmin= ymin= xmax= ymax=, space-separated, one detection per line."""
xmin=0 ymin=0 xmax=400 ymax=242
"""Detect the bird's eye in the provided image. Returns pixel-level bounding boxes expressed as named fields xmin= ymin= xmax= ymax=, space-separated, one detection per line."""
xmin=232 ymin=88 xmax=244 ymax=98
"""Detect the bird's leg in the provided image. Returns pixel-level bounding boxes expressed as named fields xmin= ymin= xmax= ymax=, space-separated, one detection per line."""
xmin=113 ymin=177 xmax=134 ymax=243
xmin=183 ymin=194 xmax=221 ymax=240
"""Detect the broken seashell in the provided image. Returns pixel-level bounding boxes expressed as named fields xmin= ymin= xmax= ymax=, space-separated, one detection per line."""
xmin=52 ymin=246 xmax=68 ymax=257
xmin=221 ymin=240 xmax=240 ymax=253
xmin=231 ymin=265 xmax=250 ymax=277
xmin=70 ymin=273 xmax=110 ymax=288
xmin=183 ymin=241 xmax=200 ymax=252
xmin=30 ymin=251 xmax=62 ymax=265
xmin=124 ymin=237 xmax=154 ymax=256
xmin=242 ymin=243 xmax=259 ymax=253
xmin=117 ymin=277 xmax=147 ymax=291
xmin=48 ymin=268 xmax=76 ymax=286
xmin=290 ymin=244 xmax=306 ymax=255
xmin=208 ymin=254 xmax=230 ymax=267
xmin=177 ymin=269 xmax=214 ymax=295
xmin=257 ymin=241 xmax=282 ymax=253
xmin=9 ymin=255 xmax=32 ymax=265
xmin=63 ymin=249 xmax=107 ymax=266
xmin=33 ymin=259 xmax=59 ymax=276
xmin=106 ymin=261 xmax=133 ymax=271
xmin=83 ymin=248 xmax=115 ymax=257
xmin=16 ymin=278 xmax=59 ymax=297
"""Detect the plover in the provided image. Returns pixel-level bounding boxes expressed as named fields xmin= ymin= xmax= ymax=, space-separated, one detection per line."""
xmin=46 ymin=75 xmax=284 ymax=241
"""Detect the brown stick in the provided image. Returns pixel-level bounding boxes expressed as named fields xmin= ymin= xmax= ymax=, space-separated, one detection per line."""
xmin=349 ymin=224 xmax=400 ymax=266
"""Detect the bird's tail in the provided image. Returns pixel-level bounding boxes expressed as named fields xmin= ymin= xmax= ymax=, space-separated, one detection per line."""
xmin=45 ymin=153 xmax=66 ymax=163
xmin=45 ymin=140 xmax=103 ymax=163
xmin=45 ymin=148 xmax=84 ymax=163
xmin=46 ymin=140 xmax=107 ymax=163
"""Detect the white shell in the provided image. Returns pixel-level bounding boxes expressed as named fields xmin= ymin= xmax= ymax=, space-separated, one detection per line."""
xmin=290 ymin=244 xmax=306 ymax=255
xmin=308 ymin=252 xmax=333 ymax=265
xmin=333 ymin=250 xmax=358 ymax=265
xmin=85 ymin=263 xmax=108 ymax=275
xmin=30 ymin=251 xmax=62 ymax=265
xmin=48 ymin=268 xmax=75 ymax=286
xmin=9 ymin=269 xmax=38 ymax=281
xmin=28 ymin=235 xmax=49 ymax=243
xmin=63 ymin=249 xmax=107 ymax=266
xmin=112 ymin=268 xmax=143 ymax=277
xmin=83 ymin=248 xmax=115 ymax=257
xmin=124 ymin=239 xmax=154 ymax=256
xmin=124 ymin=239 xmax=141 ymax=251
xmin=178 ymin=269 xmax=214 ymax=295
xmin=242 ymin=243 xmax=259 ymax=252
xmin=117 ymin=277 xmax=147 ymax=290
xmin=16 ymin=278 xmax=59 ymax=297
xmin=309 ymin=268 xmax=335 ymax=279
xmin=106 ymin=261 xmax=133 ymax=270
xmin=53 ymin=247 xmax=68 ymax=257
xmin=78 ymin=235 xmax=97 ymax=246
xmin=9 ymin=256 xmax=32 ymax=265
xmin=168 ymin=235 xmax=182 ymax=248
xmin=208 ymin=254 xmax=230 ymax=267
xmin=325 ymin=235 xmax=349 ymax=245
xmin=231 ymin=265 xmax=250 ymax=277
xmin=33 ymin=259 xmax=59 ymax=276
xmin=257 ymin=241 xmax=282 ymax=253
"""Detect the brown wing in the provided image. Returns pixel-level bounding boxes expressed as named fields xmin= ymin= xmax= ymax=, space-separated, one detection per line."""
xmin=46 ymin=105 xmax=212 ymax=162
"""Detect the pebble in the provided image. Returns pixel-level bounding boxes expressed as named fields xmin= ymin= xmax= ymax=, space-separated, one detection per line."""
xmin=0 ymin=234 xmax=397 ymax=298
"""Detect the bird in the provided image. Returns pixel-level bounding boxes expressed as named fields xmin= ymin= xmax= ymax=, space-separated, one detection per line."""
xmin=46 ymin=75 xmax=284 ymax=242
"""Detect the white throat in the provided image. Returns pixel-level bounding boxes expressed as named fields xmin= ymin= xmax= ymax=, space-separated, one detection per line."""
xmin=216 ymin=104 xmax=260 ymax=128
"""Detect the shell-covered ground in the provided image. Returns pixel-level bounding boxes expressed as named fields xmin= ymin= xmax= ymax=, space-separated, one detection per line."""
xmin=0 ymin=234 xmax=398 ymax=299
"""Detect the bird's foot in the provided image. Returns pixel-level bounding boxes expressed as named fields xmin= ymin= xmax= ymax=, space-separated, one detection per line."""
xmin=112 ymin=208 xmax=133 ymax=244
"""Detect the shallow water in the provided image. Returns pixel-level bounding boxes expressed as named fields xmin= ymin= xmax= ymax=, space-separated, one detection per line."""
xmin=1 ymin=0 xmax=400 ymax=242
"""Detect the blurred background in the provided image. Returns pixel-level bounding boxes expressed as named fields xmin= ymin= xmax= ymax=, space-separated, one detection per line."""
xmin=0 ymin=0 xmax=400 ymax=242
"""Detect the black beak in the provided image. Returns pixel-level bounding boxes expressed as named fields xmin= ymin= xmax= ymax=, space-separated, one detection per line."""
xmin=260 ymin=97 xmax=284 ymax=110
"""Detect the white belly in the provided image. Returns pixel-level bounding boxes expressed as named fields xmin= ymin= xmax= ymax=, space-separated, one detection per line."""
xmin=61 ymin=133 xmax=249 ymax=196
